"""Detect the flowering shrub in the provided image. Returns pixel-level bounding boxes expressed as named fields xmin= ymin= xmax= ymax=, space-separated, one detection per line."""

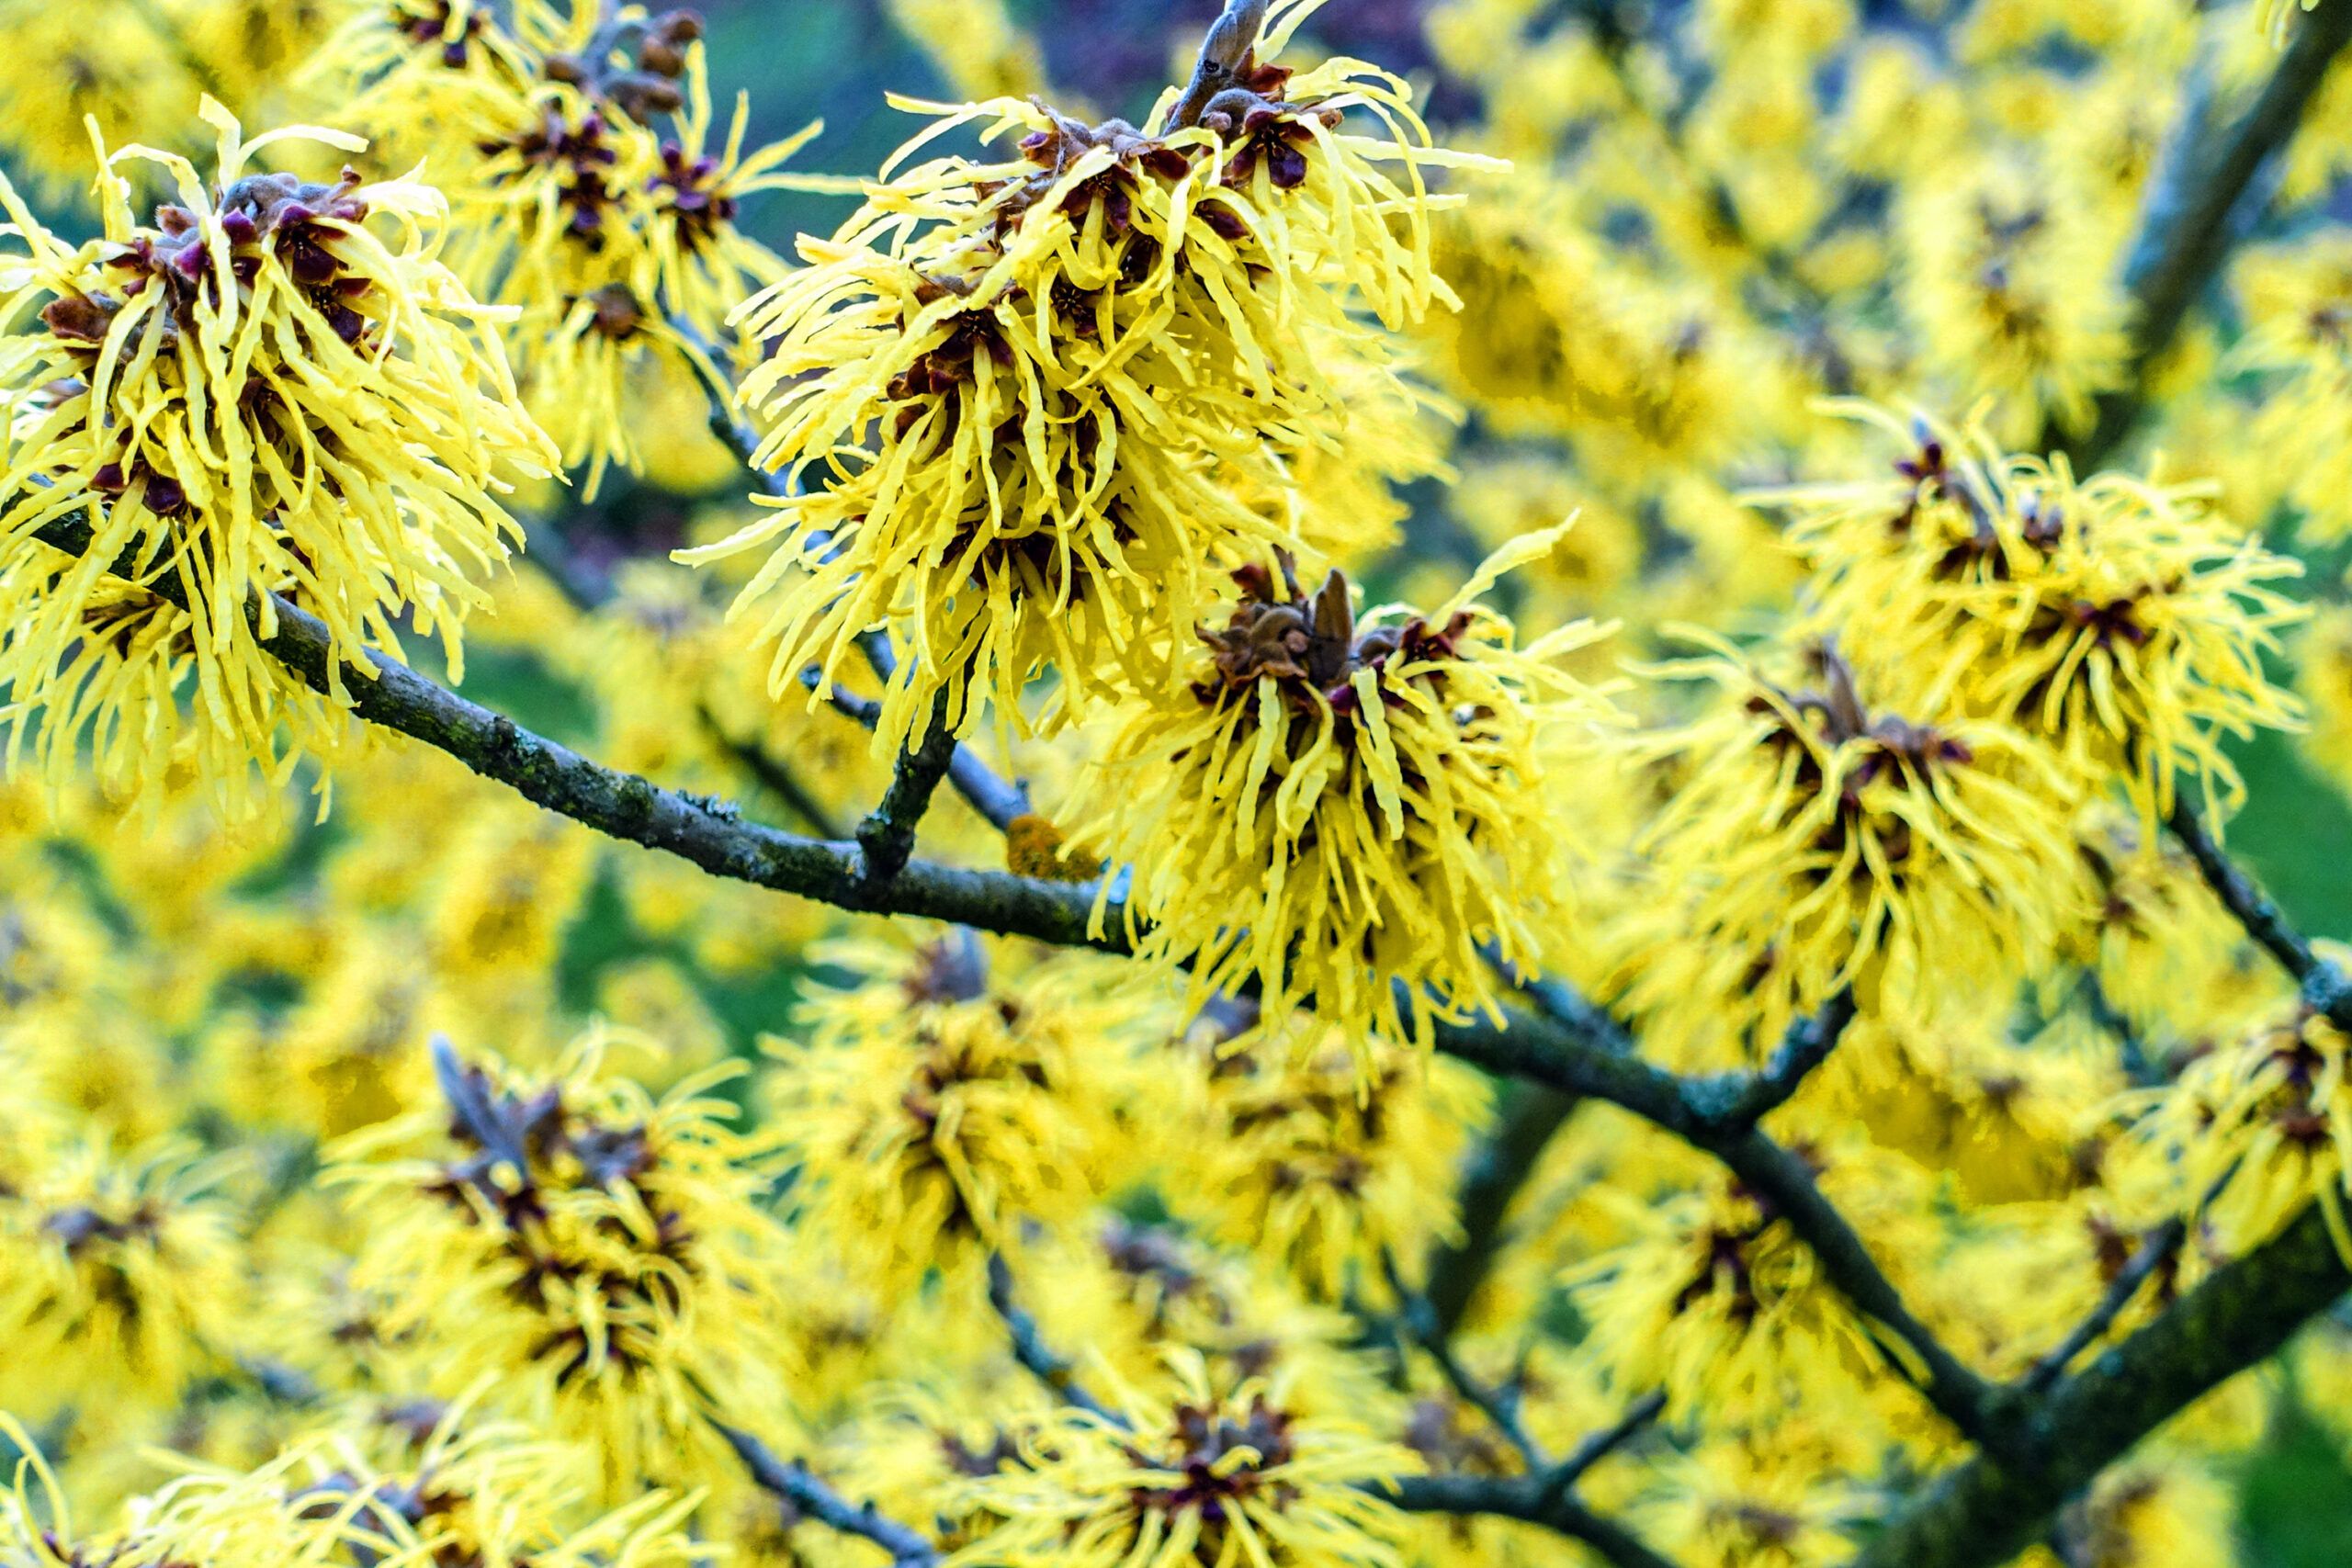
xmin=3 ymin=4 xmax=2352 ymax=1568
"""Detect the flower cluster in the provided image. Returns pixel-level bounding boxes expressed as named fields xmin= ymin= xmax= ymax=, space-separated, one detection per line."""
xmin=1080 ymin=541 xmax=1609 ymax=1053
xmin=688 ymin=6 xmax=1486 ymax=755
xmin=328 ymin=1037 xmax=796 ymax=1495
xmin=326 ymin=2 xmax=818 ymax=491
xmin=0 ymin=102 xmax=551 ymax=811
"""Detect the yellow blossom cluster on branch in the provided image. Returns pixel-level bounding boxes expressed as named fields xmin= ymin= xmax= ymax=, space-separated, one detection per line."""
xmin=0 ymin=4 xmax=2345 ymax=1568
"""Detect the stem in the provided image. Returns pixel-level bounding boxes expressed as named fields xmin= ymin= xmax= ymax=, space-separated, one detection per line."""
xmin=716 ymin=1421 xmax=941 ymax=1567
xmin=856 ymin=691 xmax=961 ymax=883
xmin=2022 ymin=1219 xmax=2188 ymax=1393
xmin=696 ymin=704 xmax=845 ymax=840
xmin=807 ymin=671 xmax=1032 ymax=831
xmin=1170 ymin=0 xmax=1270 ymax=130
xmin=1385 ymin=1254 xmax=1544 ymax=1468
xmin=985 ymin=1253 xmax=1127 ymax=1427
xmin=1384 ymin=1473 xmax=1680 ymax=1568
xmin=1423 ymin=1083 xmax=1580 ymax=1337
xmin=2169 ymin=797 xmax=2352 ymax=1026
xmin=2052 ymin=2 xmax=2352 ymax=468
xmin=1849 ymin=1197 xmax=2351 ymax=1568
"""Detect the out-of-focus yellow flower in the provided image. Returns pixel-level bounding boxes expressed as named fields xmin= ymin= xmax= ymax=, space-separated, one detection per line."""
xmin=330 ymin=1034 xmax=797 ymax=1497
xmin=886 ymin=0 xmax=1047 ymax=102
xmin=765 ymin=933 xmax=1162 ymax=1288
xmin=2130 ymin=1000 xmax=2352 ymax=1260
xmin=1181 ymin=1023 xmax=1492 ymax=1302
xmin=0 ymin=5 xmax=203 ymax=201
xmin=1897 ymin=157 xmax=2131 ymax=440
xmin=1570 ymin=1160 xmax=1918 ymax=1428
xmin=1635 ymin=1427 xmax=1859 ymax=1568
xmin=0 ymin=1137 xmax=241 ymax=1419
xmin=956 ymin=1349 xmax=1416 ymax=1568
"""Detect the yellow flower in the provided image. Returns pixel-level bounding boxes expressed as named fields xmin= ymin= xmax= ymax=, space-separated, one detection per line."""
xmin=957 ymin=1348 xmax=1415 ymax=1568
xmin=0 ymin=101 xmax=552 ymax=813
xmin=330 ymin=9 xmax=811 ymax=496
xmin=2234 ymin=235 xmax=2352 ymax=543
xmin=2017 ymin=1459 xmax=2237 ymax=1568
xmin=2128 ymin=1000 xmax=2352 ymax=1260
xmin=0 ymin=1136 xmax=242 ymax=1419
xmin=1181 ymin=1023 xmax=1492 ymax=1302
xmin=1622 ymin=633 xmax=2085 ymax=1046
xmin=173 ymin=0 xmax=364 ymax=117
xmin=1809 ymin=1003 xmax=2109 ymax=1204
xmin=690 ymin=24 xmax=1485 ymax=755
xmin=1570 ymin=1150 xmax=1933 ymax=1429
xmin=1016 ymin=1221 xmax=1379 ymax=1418
xmin=328 ymin=1034 xmax=798 ymax=1497
xmin=313 ymin=0 xmax=591 ymax=160
xmin=1635 ymin=1428 xmax=1859 ymax=1568
xmin=1782 ymin=406 xmax=2305 ymax=818
xmin=886 ymin=0 xmax=1048 ymax=102
xmin=1896 ymin=154 xmax=2130 ymax=439
xmin=764 ymin=932 xmax=1160 ymax=1288
xmin=1079 ymin=538 xmax=1609 ymax=1056
xmin=0 ymin=5 xmax=203 ymax=202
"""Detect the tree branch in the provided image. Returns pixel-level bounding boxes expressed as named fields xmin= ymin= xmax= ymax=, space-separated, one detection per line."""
xmin=1537 ymin=1391 xmax=1665 ymax=1502
xmin=1683 ymin=988 xmax=1859 ymax=1130
xmin=2021 ymin=1218 xmax=2187 ymax=1394
xmin=695 ymin=704 xmax=844 ymax=840
xmin=806 ymin=671 xmax=1032 ymax=832
xmin=1385 ymin=1472 xmax=1680 ymax=1568
xmin=1848 ymin=1196 xmax=2351 ymax=1568
xmin=2051 ymin=1 xmax=2352 ymax=468
xmin=1384 ymin=1253 xmax=1544 ymax=1467
xmin=22 ymin=508 xmax=1110 ymax=948
xmin=2168 ymin=796 xmax=2352 ymax=1026
xmin=1422 ymin=1084 xmax=1580 ymax=1337
xmin=855 ymin=692 xmax=961 ymax=883
xmin=715 ymin=1421 xmax=942 ymax=1567
xmin=1169 ymin=0 xmax=1269 ymax=129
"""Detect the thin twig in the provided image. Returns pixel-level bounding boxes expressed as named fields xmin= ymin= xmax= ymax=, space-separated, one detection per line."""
xmin=1686 ymin=988 xmax=1860 ymax=1130
xmin=2022 ymin=1219 xmax=2187 ymax=1393
xmin=715 ymin=1421 xmax=941 ymax=1566
xmin=2077 ymin=970 xmax=2163 ymax=1089
xmin=1384 ymin=1253 xmax=1544 ymax=1468
xmin=985 ymin=1253 xmax=1127 ymax=1427
xmin=856 ymin=692 xmax=961 ymax=883
xmin=805 ymin=671 xmax=1031 ymax=831
xmin=2169 ymin=796 xmax=2352 ymax=1026
xmin=1384 ymin=1472 xmax=1681 ymax=1568
xmin=2052 ymin=1 xmax=2352 ymax=468
xmin=1534 ymin=1392 xmax=1666 ymax=1504
xmin=1422 ymin=1083 xmax=1579 ymax=1337
xmin=695 ymin=704 xmax=844 ymax=840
